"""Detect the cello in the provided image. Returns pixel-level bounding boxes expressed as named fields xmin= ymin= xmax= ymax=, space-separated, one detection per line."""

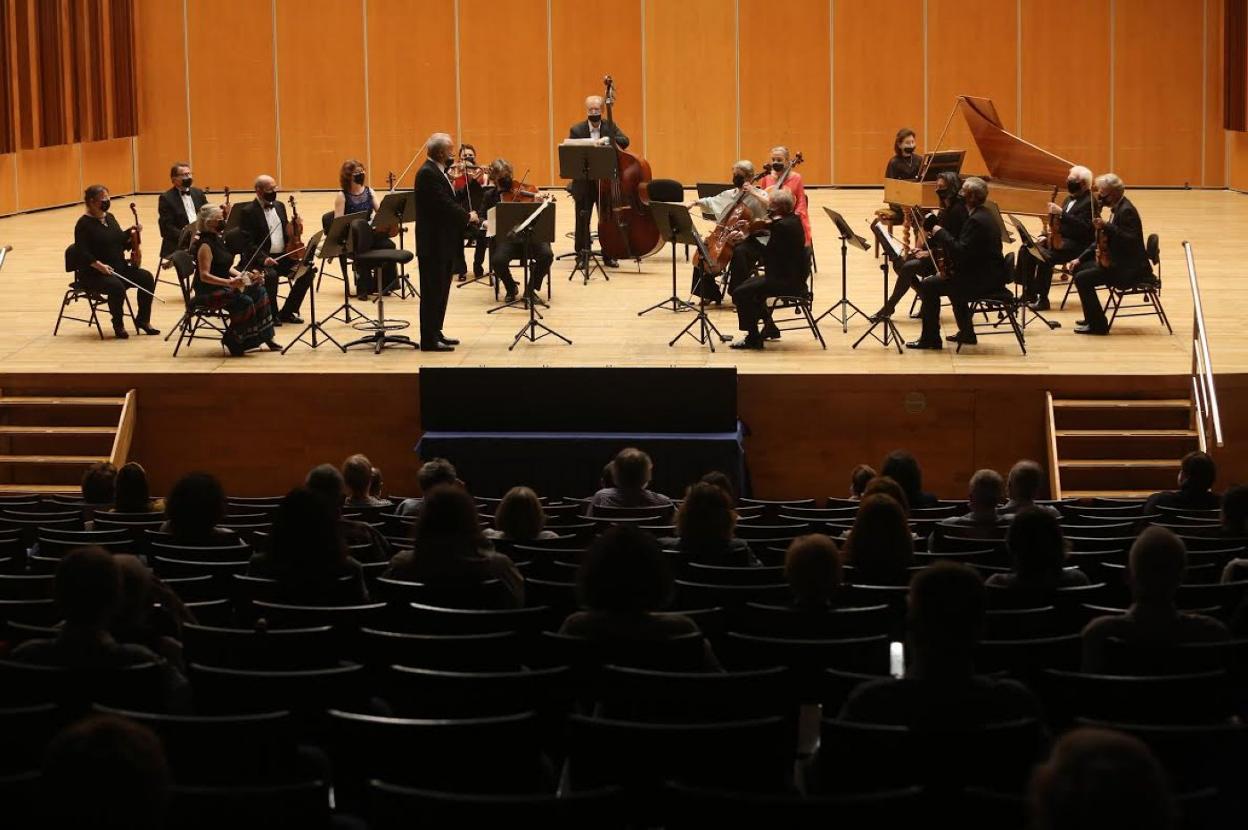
xmin=692 ymin=168 xmax=769 ymax=275
xmin=596 ymin=75 xmax=662 ymax=262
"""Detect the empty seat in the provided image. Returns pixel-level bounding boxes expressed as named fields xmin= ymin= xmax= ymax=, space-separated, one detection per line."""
xmin=367 ymin=782 xmax=626 ymax=830
xmin=381 ymin=664 xmax=574 ymax=719
xmin=357 ymin=628 xmax=522 ymax=671
xmin=974 ymin=633 xmax=1083 ymax=683
xmin=0 ymin=574 xmax=56 ymax=600
xmin=402 ymin=602 xmax=558 ymax=635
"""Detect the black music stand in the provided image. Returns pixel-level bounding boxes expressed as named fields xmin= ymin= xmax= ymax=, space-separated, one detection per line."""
xmin=651 ymin=202 xmax=731 ymax=352
xmin=499 ymin=200 xmax=570 ymax=351
xmin=373 ymin=192 xmax=418 ymax=298
xmin=319 ymin=211 xmax=371 ymax=326
xmin=638 ymin=200 xmax=697 ymax=316
xmin=853 ymin=220 xmax=904 ymax=353
xmin=1008 ymin=214 xmax=1061 ymax=331
xmin=486 ymin=202 xmax=544 ymax=316
xmin=281 ymin=232 xmax=344 ymax=354
xmin=814 ymin=207 xmax=870 ymax=333
xmin=558 ymin=142 xmax=615 ymax=284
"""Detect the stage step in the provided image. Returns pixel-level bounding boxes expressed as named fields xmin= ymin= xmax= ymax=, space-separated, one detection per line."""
xmin=1062 ymin=490 xmax=1157 ymax=501
xmin=0 ymin=483 xmax=82 ymax=495
xmin=1050 ymin=398 xmax=1191 ymax=431
xmin=0 ymin=396 xmax=126 ymax=407
xmin=0 ymin=391 xmax=136 ymax=491
xmin=0 ymin=426 xmax=118 ymax=435
xmin=0 ymin=455 xmax=111 ymax=465
xmin=1054 ymin=428 xmax=1200 ymax=460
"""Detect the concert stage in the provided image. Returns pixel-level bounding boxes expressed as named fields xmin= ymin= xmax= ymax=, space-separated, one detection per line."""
xmin=1 ymin=188 xmax=1244 ymax=498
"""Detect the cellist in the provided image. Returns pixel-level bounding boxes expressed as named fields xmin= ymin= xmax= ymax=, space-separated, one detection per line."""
xmin=568 ymin=94 xmax=630 ymax=267
xmin=685 ymin=160 xmax=770 ymax=302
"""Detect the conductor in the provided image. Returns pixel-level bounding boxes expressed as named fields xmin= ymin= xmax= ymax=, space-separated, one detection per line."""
xmin=416 ymin=133 xmax=479 ymax=352
xmin=568 ymin=94 xmax=629 ymax=267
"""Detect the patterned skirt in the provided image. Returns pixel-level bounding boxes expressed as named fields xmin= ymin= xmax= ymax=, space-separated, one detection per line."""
xmin=195 ymin=284 xmax=275 ymax=351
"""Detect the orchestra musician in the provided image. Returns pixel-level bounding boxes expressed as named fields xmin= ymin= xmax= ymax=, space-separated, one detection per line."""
xmin=156 ymin=162 xmax=207 ymax=258
xmin=1072 ymin=174 xmax=1152 ymax=336
xmin=1016 ymin=165 xmax=1095 ymax=311
xmin=450 ymin=144 xmax=489 ymax=282
xmin=73 ymin=185 xmax=159 ymax=339
xmin=568 ymin=94 xmax=630 ymax=267
xmin=728 ymin=189 xmax=808 ymax=351
xmin=685 ymin=160 xmax=770 ymax=302
xmin=333 ymin=159 xmax=399 ymax=299
xmin=876 ymin=171 xmax=966 ymax=319
xmin=235 ymin=175 xmax=310 ymax=325
xmin=759 ymin=146 xmax=812 ymax=260
xmin=415 ymin=132 xmax=479 ymax=352
xmin=879 ymin=128 xmax=921 ymax=222
xmin=191 ymin=205 xmax=280 ymax=356
xmin=906 ymin=176 xmax=1007 ymax=349
xmin=480 ymin=158 xmax=555 ymax=304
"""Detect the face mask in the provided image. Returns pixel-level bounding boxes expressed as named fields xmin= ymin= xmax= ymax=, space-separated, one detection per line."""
xmin=99 ymin=199 xmax=111 ymax=213
xmin=353 ymin=172 xmax=366 ymax=185
xmin=588 ymin=113 xmax=601 ymax=124
xmin=498 ymin=176 xmax=513 ymax=190
xmin=732 ymin=174 xmax=746 ymax=188
xmin=181 ymin=176 xmax=193 ymax=189
xmin=936 ymin=188 xmax=949 ymax=201
xmin=902 ymin=146 xmax=915 ymax=155
xmin=262 ymin=190 xmax=277 ymax=203
xmin=1067 ymin=179 xmax=1081 ymax=195
xmin=771 ymin=162 xmax=784 ymax=173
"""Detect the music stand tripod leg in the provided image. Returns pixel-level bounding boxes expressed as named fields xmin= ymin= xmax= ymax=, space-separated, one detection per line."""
xmin=282 ymin=264 xmax=346 ymax=354
xmin=814 ymin=236 xmax=868 ymax=333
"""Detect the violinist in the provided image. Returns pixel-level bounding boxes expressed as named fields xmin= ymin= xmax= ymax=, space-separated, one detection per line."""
xmin=685 ymin=160 xmax=770 ymax=302
xmin=480 ymin=158 xmax=555 ymax=304
xmin=1016 ymin=165 xmax=1095 ymax=311
xmin=449 ymin=144 xmax=489 ymax=282
xmin=569 ymin=94 xmax=630 ymax=267
xmin=875 ymin=171 xmax=965 ymax=319
xmin=760 ymin=146 xmax=812 ymax=254
xmin=157 ymin=162 xmax=207 ymax=258
xmin=333 ymin=159 xmax=399 ymax=299
xmin=191 ymin=205 xmax=280 ymax=356
xmin=729 ymin=189 xmax=807 ymax=351
xmin=73 ymin=185 xmax=159 ymax=339
xmin=236 ymin=175 xmax=309 ymax=325
xmin=880 ymin=128 xmax=921 ymax=222
xmin=1072 ymin=174 xmax=1152 ymax=335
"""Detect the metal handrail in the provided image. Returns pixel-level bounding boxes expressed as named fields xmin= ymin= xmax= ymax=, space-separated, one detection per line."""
xmin=1183 ymin=242 xmax=1223 ymax=450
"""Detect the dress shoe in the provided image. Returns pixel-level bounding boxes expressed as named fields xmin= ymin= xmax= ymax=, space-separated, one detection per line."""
xmin=1074 ymin=323 xmax=1108 ymax=335
xmin=762 ymin=324 xmax=782 ymax=340
xmin=279 ymin=312 xmax=303 ymax=325
xmin=137 ymin=324 xmax=160 ymax=336
xmin=524 ymin=291 xmax=549 ymax=308
xmin=504 ymin=290 xmax=518 ymax=303
xmin=473 ymin=267 xmax=485 ymax=279
xmin=438 ymin=335 xmax=460 ymax=346
xmin=946 ymin=332 xmax=978 ymax=345
xmin=272 ymin=318 xmax=283 ymax=327
xmin=1027 ymin=298 xmax=1050 ymax=312
xmin=604 ymin=258 xmax=620 ymax=268
xmin=905 ymin=339 xmax=942 ymax=350
xmin=872 ymin=306 xmax=894 ymax=319
xmin=456 ymin=273 xmax=467 ymax=282
xmin=113 ymin=328 xmax=129 ymax=340
xmin=730 ymin=335 xmax=764 ymax=350
xmin=265 ymin=339 xmax=283 ymax=351
xmin=422 ymin=342 xmax=455 ymax=352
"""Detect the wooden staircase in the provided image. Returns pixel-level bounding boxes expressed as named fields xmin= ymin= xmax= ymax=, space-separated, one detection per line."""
xmin=0 ymin=391 xmax=137 ymax=494
xmin=1046 ymin=393 xmax=1199 ymax=500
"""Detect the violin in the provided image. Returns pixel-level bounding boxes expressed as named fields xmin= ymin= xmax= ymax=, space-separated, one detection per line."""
xmin=1092 ymin=190 xmax=1111 ymax=268
xmin=907 ymin=206 xmax=952 ymax=279
xmin=286 ymin=195 xmax=305 ymax=259
xmin=500 ymin=178 xmax=554 ymax=203
xmin=1046 ymin=185 xmax=1062 ymax=248
xmin=127 ymin=202 xmax=142 ymax=268
xmin=694 ymin=168 xmax=769 ymax=275
xmin=221 ymin=186 xmax=232 ymax=221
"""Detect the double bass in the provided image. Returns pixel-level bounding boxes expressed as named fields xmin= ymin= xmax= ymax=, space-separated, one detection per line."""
xmin=596 ymin=75 xmax=662 ymax=261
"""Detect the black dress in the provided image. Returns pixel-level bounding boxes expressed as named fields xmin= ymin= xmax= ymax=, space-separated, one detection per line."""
xmin=191 ymin=230 xmax=275 ymax=351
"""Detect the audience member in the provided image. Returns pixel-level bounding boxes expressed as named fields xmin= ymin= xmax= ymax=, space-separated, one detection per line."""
xmin=849 ymin=464 xmax=876 ymax=499
xmin=1142 ymin=451 xmax=1221 ymax=515
xmin=880 ymin=449 xmax=938 ymax=508
xmin=112 ymin=554 xmax=195 ymax=671
xmin=842 ymin=494 xmax=915 ymax=584
xmin=1029 ymin=727 xmax=1174 ymax=830
xmin=1219 ymin=483 xmax=1247 ymax=537
xmin=306 ymin=464 xmax=392 ymax=563
xmin=588 ymin=448 xmax=673 ymax=515
xmin=396 ymin=458 xmax=463 ymax=518
xmin=485 ymin=486 xmax=559 ymax=543
xmin=369 ymin=466 xmax=385 ymax=501
xmin=247 ymin=487 xmax=370 ymax=604
xmin=599 ymin=462 xmax=615 ymax=490
xmin=987 ymin=508 xmax=1090 ymax=590
xmin=1081 ymin=526 xmax=1229 ymax=671
xmin=700 ymin=470 xmax=737 ymax=502
xmin=938 ymin=469 xmax=1007 ymax=538
xmin=660 ymin=482 xmax=758 ymax=566
xmin=81 ymin=461 xmax=118 ymax=507
xmin=862 ymin=475 xmax=910 ymax=516
xmin=1003 ymin=460 xmax=1060 ymax=517
xmin=161 ymin=472 xmax=239 ymax=546
xmin=784 ymin=534 xmax=845 ymax=609
xmin=343 ymin=453 xmax=391 ymax=508
xmin=108 ymin=462 xmax=164 ymax=514
xmin=386 ymin=485 xmax=524 ymax=607
xmin=840 ymin=562 xmax=1041 ymax=726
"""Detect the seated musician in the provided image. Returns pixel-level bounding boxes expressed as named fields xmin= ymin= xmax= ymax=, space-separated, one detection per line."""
xmin=156 ymin=162 xmax=206 ymax=259
xmin=760 ymin=145 xmax=812 ymax=260
xmin=685 ymin=160 xmax=770 ymax=302
xmin=1072 ymin=174 xmax=1152 ymax=335
xmin=333 ymin=159 xmax=399 ymax=298
xmin=569 ymin=94 xmax=630 ymax=267
xmin=876 ymin=171 xmax=965 ymax=319
xmin=729 ymin=189 xmax=808 ymax=351
xmin=450 ymin=144 xmax=489 ymax=282
xmin=236 ymin=175 xmax=309 ymax=325
xmin=191 ymin=205 xmax=280 ymax=356
xmin=906 ymin=176 xmax=1007 ymax=350
xmin=73 ymin=185 xmax=159 ymax=339
xmin=879 ymin=127 xmax=921 ymax=222
xmin=1017 ymin=165 xmax=1095 ymax=310
xmin=480 ymin=158 xmax=555 ymax=304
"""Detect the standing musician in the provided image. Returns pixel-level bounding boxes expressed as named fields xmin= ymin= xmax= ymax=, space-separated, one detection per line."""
xmin=73 ymin=185 xmax=159 ymax=339
xmin=415 ymin=132 xmax=479 ymax=352
xmin=449 ymin=144 xmax=489 ymax=282
xmin=236 ymin=175 xmax=310 ymax=325
xmin=879 ymin=128 xmax=921 ymax=222
xmin=333 ymin=159 xmax=399 ymax=299
xmin=759 ymin=146 xmax=812 ymax=258
xmin=1016 ymin=165 xmax=1095 ymax=311
xmin=728 ymin=189 xmax=808 ymax=351
xmin=191 ymin=205 xmax=280 ymax=356
xmin=1072 ymin=173 xmax=1152 ymax=336
xmin=685 ymin=160 xmax=770 ymax=302
xmin=479 ymin=158 xmax=555 ymax=304
xmin=568 ymin=94 xmax=630 ymax=267
xmin=876 ymin=171 xmax=965 ymax=319
xmin=157 ymin=162 xmax=207 ymax=258
xmin=907 ymin=176 xmax=1006 ymax=350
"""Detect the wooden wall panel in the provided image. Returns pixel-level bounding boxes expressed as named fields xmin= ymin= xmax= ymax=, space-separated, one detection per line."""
xmin=16 ymin=143 xmax=80 ymax=211
xmin=739 ymin=0 xmax=831 ymax=183
xmin=458 ymin=0 xmax=552 ymax=185
xmin=81 ymin=137 xmax=134 ymax=195
xmin=365 ymin=0 xmax=456 ymax=189
xmin=832 ymin=0 xmax=924 ymax=185
xmin=185 ymin=0 xmax=277 ymax=192
xmin=0 ymin=153 xmax=16 ymax=215
xmin=1019 ymin=0 xmax=1110 ymax=174
xmin=134 ymin=0 xmax=187 ymax=192
xmin=1231 ymin=129 xmax=1248 ymax=189
xmin=1206 ymin=0 xmax=1227 ymax=187
xmin=644 ymin=0 xmax=736 ymax=185
xmin=926 ymin=0 xmax=1018 ymax=177
xmin=1114 ymin=0 xmax=1204 ymax=185
xmin=551 ymin=0 xmax=644 ymax=172
xmin=275 ymin=0 xmax=367 ymax=190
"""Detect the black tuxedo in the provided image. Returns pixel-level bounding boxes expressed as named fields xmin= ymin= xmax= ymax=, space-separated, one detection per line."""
xmin=415 ymin=158 xmax=470 ymax=345
xmin=1017 ymin=189 xmax=1094 ymax=302
xmin=235 ymin=199 xmax=308 ymax=319
xmin=568 ymin=119 xmax=629 ymax=252
xmin=915 ymin=204 xmax=1006 ymax=343
xmin=157 ymin=186 xmax=208 ymax=257
xmin=732 ymin=213 xmax=808 ymax=335
xmin=1073 ymin=196 xmax=1153 ymax=331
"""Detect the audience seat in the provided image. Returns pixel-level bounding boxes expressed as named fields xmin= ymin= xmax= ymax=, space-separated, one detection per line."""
xmin=1039 ymin=669 xmax=1234 ymax=726
xmin=357 ymin=628 xmax=522 ymax=672
xmin=0 ymin=702 xmax=61 ymax=774
xmin=737 ymin=603 xmax=893 ymax=638
xmin=380 ymin=664 xmax=574 ymax=720
xmin=181 ymin=623 xmax=338 ymax=670
xmin=402 ymin=602 xmax=558 ymax=635
xmin=663 ymin=783 xmax=925 ymax=829
xmin=367 ymin=781 xmax=626 ymax=830
xmin=167 ymin=780 xmax=332 ymax=830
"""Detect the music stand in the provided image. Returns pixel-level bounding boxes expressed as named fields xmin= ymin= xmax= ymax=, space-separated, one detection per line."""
xmin=638 ymin=200 xmax=698 ymax=316
xmin=485 ymin=202 xmax=546 ymax=315
xmin=499 ymin=200 xmax=570 ymax=351
xmin=852 ymin=220 xmax=904 ymax=353
xmin=373 ymin=192 xmax=418 ymax=298
xmin=319 ymin=211 xmax=371 ymax=326
xmin=280 ymin=232 xmax=344 ymax=354
xmin=558 ymin=142 xmax=616 ymax=284
xmin=1008 ymin=214 xmax=1061 ymax=331
xmin=695 ymin=183 xmax=733 ymax=220
xmin=814 ymin=207 xmax=870 ymax=333
xmin=649 ymin=202 xmax=731 ymax=352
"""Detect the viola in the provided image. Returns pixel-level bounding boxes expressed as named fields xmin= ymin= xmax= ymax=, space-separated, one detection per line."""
xmin=693 ymin=169 xmax=769 ymax=275
xmin=221 ymin=186 xmax=232 ymax=222
xmin=127 ymin=202 xmax=142 ymax=268
xmin=1092 ymin=191 xmax=1111 ymax=268
xmin=286 ymin=195 xmax=305 ymax=259
xmin=1046 ymin=185 xmax=1063 ymax=248
xmin=596 ymin=74 xmax=663 ymax=261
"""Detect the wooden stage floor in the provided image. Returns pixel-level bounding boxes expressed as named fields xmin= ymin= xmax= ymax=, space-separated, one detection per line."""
xmin=1 ymin=188 xmax=1244 ymax=377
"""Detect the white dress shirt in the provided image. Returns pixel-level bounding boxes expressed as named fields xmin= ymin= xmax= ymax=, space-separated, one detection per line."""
xmin=260 ymin=200 xmax=283 ymax=253
xmin=180 ymin=190 xmax=197 ymax=224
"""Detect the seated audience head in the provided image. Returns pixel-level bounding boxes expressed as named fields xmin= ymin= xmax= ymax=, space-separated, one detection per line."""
xmin=271 ymin=487 xmax=347 ymax=573
xmin=676 ymin=482 xmax=736 ymax=548
xmin=111 ymin=554 xmax=155 ymax=634
xmin=1223 ymin=484 xmax=1248 ymax=536
xmin=1128 ymin=526 xmax=1186 ymax=605
xmin=1029 ymin=727 xmax=1173 ymax=830
xmin=907 ymin=562 xmax=986 ymax=667
xmin=113 ymin=462 xmax=154 ymax=513
xmin=599 ymin=462 xmax=615 ymax=489
xmin=56 ymin=546 xmax=121 ymax=628
xmin=164 ymin=472 xmax=226 ymax=540
xmin=845 ymin=494 xmax=914 ymax=580
xmin=494 ymin=486 xmax=547 ymax=542
xmin=968 ymin=468 xmax=1004 ymax=513
xmin=881 ymin=450 xmax=926 ymax=507
xmin=577 ymin=525 xmax=673 ymax=614
xmin=611 ymin=447 xmax=654 ymax=492
xmin=304 ymin=464 xmax=346 ymax=513
xmin=850 ymin=464 xmax=877 ymax=498
xmin=1177 ymin=450 xmax=1216 ymax=495
xmin=414 ymin=485 xmax=486 ymax=556
xmin=341 ymin=453 xmax=375 ymax=500
xmin=785 ymin=534 xmax=843 ymax=608
xmin=1007 ymin=507 xmax=1069 ymax=582
xmin=369 ymin=467 xmax=383 ymax=498
xmin=1007 ymin=460 xmax=1046 ymax=505
xmin=81 ymin=461 xmax=118 ymax=505
xmin=699 ymin=470 xmax=736 ymax=502
xmin=862 ymin=475 xmax=910 ymax=515
xmin=41 ymin=714 xmax=170 ymax=830
xmin=417 ymin=458 xmax=462 ymax=494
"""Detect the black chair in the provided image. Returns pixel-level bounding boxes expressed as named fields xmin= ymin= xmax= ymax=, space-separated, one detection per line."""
xmin=368 ymin=782 xmax=626 ymax=830
xmin=181 ymin=623 xmax=338 ymax=670
xmin=0 ymin=659 xmax=166 ymax=712
xmin=167 ymin=248 xmax=229 ymax=355
xmin=723 ymin=632 xmax=891 ymax=697
xmin=54 ymin=243 xmax=136 ymax=338
xmin=595 ymin=665 xmax=796 ymax=725
xmin=343 ymin=219 xmax=417 ymax=353
xmin=150 ymin=540 xmax=252 ymax=562
xmin=1105 ymin=233 xmax=1173 ymax=333
xmin=1040 ymin=669 xmax=1234 ymax=725
xmin=381 ymin=664 xmax=574 ymax=720
xmin=737 ymin=602 xmax=893 ymax=638
xmin=663 ymin=783 xmax=924 ymax=829
xmin=674 ymin=580 xmax=791 ymax=610
xmin=974 ymin=633 xmax=1083 ymax=684
xmin=357 ymin=628 xmax=522 ymax=671
xmin=187 ymin=662 xmax=367 ymax=723
xmin=960 ymin=252 xmax=1026 ymax=354
xmin=531 ymin=631 xmax=710 ymax=674
xmin=683 ymin=563 xmax=786 ymax=586
xmin=765 ymin=286 xmax=827 ymax=349
xmin=402 ymin=602 xmax=558 ymax=635
xmin=35 ymin=528 xmax=133 ymax=557
xmin=374 ymin=577 xmax=508 ymax=610
xmin=0 ymin=573 xmax=56 ymax=600
xmin=0 ymin=598 xmax=62 ymax=626
xmin=167 ymin=780 xmax=331 ymax=830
